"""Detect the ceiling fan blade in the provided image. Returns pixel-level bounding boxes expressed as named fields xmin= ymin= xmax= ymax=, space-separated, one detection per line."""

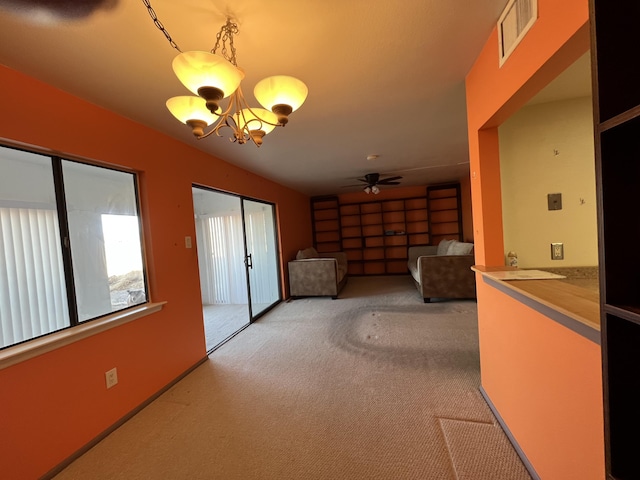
xmin=381 ymin=181 xmax=401 ymax=185
xmin=378 ymin=176 xmax=403 ymax=184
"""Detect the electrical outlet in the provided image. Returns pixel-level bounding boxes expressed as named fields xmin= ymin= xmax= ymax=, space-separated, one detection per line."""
xmin=105 ymin=367 xmax=118 ymax=389
xmin=551 ymin=243 xmax=564 ymax=260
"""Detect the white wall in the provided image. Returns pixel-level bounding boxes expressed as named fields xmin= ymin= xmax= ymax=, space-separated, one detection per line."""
xmin=498 ymin=96 xmax=598 ymax=268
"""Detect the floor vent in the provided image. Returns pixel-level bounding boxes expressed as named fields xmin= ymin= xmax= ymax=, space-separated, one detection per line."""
xmin=498 ymin=0 xmax=538 ymax=66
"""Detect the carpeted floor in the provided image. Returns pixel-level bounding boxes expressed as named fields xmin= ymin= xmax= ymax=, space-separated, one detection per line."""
xmin=54 ymin=275 xmax=531 ymax=480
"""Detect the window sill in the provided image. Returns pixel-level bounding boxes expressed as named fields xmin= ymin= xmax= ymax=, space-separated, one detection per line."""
xmin=0 ymin=302 xmax=166 ymax=371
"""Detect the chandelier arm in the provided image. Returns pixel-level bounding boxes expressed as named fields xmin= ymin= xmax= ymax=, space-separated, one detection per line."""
xmin=215 ymin=97 xmax=236 ymax=119
xmin=196 ymin=128 xmax=219 ymax=140
xmin=232 ymin=90 xmax=251 ymax=143
xmin=195 ymin=98 xmax=235 ymax=139
xmin=142 ymin=0 xmax=182 ymax=52
xmin=234 ymin=86 xmax=282 ymax=128
xmin=243 ymin=105 xmax=282 ymax=128
xmin=197 ymin=122 xmax=228 ymax=140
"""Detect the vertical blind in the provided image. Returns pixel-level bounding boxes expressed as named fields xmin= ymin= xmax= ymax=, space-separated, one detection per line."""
xmin=0 ymin=208 xmax=70 ymax=348
xmin=198 ymin=209 xmax=276 ymax=306
xmin=244 ymin=209 xmax=278 ymax=306
xmin=199 ymin=214 xmax=247 ymax=305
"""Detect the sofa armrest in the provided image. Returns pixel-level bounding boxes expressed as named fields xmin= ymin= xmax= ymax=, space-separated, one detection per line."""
xmin=417 ymin=254 xmax=476 ymax=300
xmin=288 ymin=258 xmax=341 ymax=297
xmin=408 ymin=245 xmax=438 ymax=268
xmin=320 ymin=251 xmax=347 ymax=267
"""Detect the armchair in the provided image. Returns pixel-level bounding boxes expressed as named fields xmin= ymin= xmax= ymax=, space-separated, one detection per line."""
xmin=288 ymin=247 xmax=348 ymax=299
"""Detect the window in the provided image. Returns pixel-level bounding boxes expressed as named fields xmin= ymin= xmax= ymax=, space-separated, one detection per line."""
xmin=0 ymin=146 xmax=147 ymax=349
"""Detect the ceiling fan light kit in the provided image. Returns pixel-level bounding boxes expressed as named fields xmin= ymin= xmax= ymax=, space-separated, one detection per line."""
xmin=345 ymin=172 xmax=402 ymax=194
xmin=144 ymin=1 xmax=308 ymax=147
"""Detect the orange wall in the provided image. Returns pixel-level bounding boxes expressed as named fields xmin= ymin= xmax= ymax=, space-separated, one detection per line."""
xmin=477 ymin=280 xmax=604 ymax=479
xmin=466 ymin=0 xmax=604 ymax=478
xmin=0 ymin=65 xmax=312 ymax=479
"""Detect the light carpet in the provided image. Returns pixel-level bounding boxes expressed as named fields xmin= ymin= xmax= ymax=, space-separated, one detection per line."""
xmin=54 ymin=275 xmax=531 ymax=480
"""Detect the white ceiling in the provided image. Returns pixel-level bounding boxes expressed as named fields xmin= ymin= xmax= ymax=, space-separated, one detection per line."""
xmin=0 ymin=0 xmax=585 ymax=197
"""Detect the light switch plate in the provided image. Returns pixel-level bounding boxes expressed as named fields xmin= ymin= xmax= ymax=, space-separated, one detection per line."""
xmin=548 ymin=193 xmax=562 ymax=210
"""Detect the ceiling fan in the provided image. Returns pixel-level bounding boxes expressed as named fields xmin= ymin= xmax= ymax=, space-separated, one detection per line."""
xmin=343 ymin=172 xmax=403 ymax=194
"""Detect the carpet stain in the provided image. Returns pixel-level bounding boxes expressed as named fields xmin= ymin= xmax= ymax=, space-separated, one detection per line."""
xmin=329 ymin=302 xmax=480 ymax=372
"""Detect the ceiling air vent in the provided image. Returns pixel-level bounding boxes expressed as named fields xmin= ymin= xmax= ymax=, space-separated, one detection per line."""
xmin=498 ymin=0 xmax=538 ymax=66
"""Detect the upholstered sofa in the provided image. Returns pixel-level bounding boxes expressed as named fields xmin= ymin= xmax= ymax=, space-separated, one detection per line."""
xmin=407 ymin=239 xmax=476 ymax=302
xmin=288 ymin=247 xmax=348 ymax=299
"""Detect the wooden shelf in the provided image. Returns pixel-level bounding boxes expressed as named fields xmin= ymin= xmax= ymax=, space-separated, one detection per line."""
xmin=427 ymin=184 xmax=463 ymax=246
xmin=310 ymin=196 xmax=341 ymax=254
xmin=311 ymin=185 xmax=462 ymax=276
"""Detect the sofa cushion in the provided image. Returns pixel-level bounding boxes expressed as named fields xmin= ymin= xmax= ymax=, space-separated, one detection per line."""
xmin=296 ymin=247 xmax=319 ymax=259
xmin=408 ymin=261 xmax=420 ymax=283
xmin=446 ymin=240 xmax=474 ymax=255
xmin=436 ymin=239 xmax=455 ymax=256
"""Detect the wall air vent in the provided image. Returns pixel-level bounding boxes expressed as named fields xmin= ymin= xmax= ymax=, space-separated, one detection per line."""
xmin=498 ymin=0 xmax=538 ymax=66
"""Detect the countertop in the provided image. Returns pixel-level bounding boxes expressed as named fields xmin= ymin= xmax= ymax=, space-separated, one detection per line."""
xmin=472 ymin=265 xmax=600 ymax=334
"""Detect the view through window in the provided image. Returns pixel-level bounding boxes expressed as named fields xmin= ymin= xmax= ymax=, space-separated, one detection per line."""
xmin=0 ymin=146 xmax=147 ymax=349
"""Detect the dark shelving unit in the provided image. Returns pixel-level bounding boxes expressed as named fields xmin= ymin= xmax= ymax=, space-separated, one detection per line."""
xmin=427 ymin=183 xmax=463 ymax=245
xmin=310 ymin=196 xmax=341 ymax=253
xmin=310 ymin=184 xmax=463 ymax=276
xmin=337 ymin=196 xmax=430 ymax=275
xmin=590 ymin=2 xmax=640 ymax=478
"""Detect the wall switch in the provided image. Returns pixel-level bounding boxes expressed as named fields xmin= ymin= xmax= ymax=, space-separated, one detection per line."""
xmin=185 ymin=236 xmax=192 ymax=248
xmin=548 ymin=193 xmax=562 ymax=210
xmin=551 ymin=243 xmax=564 ymax=260
xmin=105 ymin=367 xmax=118 ymax=389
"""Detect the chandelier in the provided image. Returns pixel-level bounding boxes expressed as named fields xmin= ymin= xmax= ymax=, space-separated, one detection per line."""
xmin=144 ymin=2 xmax=308 ymax=147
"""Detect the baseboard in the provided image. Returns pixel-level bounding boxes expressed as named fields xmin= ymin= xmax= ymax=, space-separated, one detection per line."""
xmin=479 ymin=386 xmax=541 ymax=480
xmin=41 ymin=355 xmax=209 ymax=480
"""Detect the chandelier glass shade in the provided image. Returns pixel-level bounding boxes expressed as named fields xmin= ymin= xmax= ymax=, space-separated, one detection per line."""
xmin=166 ymin=95 xmax=220 ymax=137
xmin=172 ymin=52 xmax=244 ymax=99
xmin=166 ymin=96 xmax=220 ymax=125
xmin=143 ymin=4 xmax=308 ymax=147
xmin=253 ymin=76 xmax=308 ymax=124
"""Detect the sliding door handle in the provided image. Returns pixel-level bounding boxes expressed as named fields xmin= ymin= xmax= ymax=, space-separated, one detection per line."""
xmin=245 ymin=253 xmax=253 ymax=269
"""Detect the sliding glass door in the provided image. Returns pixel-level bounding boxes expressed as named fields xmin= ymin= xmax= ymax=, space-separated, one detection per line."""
xmin=242 ymin=199 xmax=280 ymax=317
xmin=192 ymin=187 xmax=281 ymax=351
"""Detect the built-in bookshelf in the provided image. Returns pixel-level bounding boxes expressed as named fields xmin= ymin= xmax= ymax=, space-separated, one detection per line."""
xmin=427 ymin=184 xmax=463 ymax=246
xmin=310 ymin=184 xmax=463 ymax=276
xmin=310 ymin=196 xmax=341 ymax=253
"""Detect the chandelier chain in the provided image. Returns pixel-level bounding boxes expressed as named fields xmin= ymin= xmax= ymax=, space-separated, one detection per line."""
xmin=142 ymin=0 xmax=182 ymax=53
xmin=212 ymin=19 xmax=239 ymax=66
